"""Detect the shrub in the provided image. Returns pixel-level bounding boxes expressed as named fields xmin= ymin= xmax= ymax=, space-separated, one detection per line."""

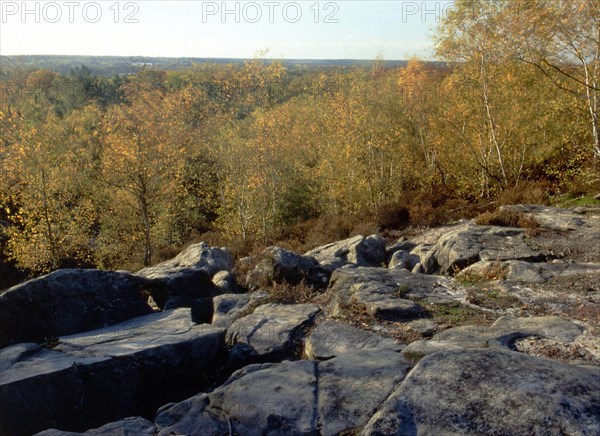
xmin=377 ymin=203 xmax=410 ymax=230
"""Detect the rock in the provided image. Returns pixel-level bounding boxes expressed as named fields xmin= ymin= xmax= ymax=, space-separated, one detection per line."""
xmin=36 ymin=417 xmax=156 ymax=435
xmin=0 ymin=309 xmax=224 ymax=436
xmin=406 ymin=319 xmax=438 ymax=337
xmin=388 ymin=250 xmax=420 ymax=270
xmin=163 ymin=296 xmax=214 ymax=324
xmin=363 ymin=348 xmax=600 ymax=435
xmin=461 ymin=260 xmax=600 ymax=283
xmin=0 ymin=269 xmax=154 ymax=349
xmin=304 ymin=235 xmax=386 ymax=269
xmin=305 ymin=320 xmax=402 ymax=360
xmin=246 ymin=246 xmax=329 ymax=291
xmin=501 ymin=204 xmax=596 ymax=232
xmin=401 ymin=340 xmax=463 ymax=359
xmin=423 ymin=224 xmax=543 ymax=275
xmin=350 ymin=285 xmax=426 ymax=320
xmin=211 ymin=291 xmax=270 ymax=328
xmin=385 ymin=240 xmax=417 ymax=265
xmin=137 ymin=243 xmax=234 ymax=308
xmin=433 ymin=316 xmax=584 ymax=349
xmin=329 ymin=267 xmax=460 ymax=317
xmin=156 ymin=349 xmax=411 ymax=436
xmin=226 ymin=303 xmax=320 ymax=365
xmin=212 ymin=270 xmax=237 ymax=293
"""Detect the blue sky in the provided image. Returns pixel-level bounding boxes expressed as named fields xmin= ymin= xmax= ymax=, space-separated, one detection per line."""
xmin=0 ymin=1 xmax=454 ymax=59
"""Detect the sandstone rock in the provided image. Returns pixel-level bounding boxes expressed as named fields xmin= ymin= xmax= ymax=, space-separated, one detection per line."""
xmin=423 ymin=224 xmax=543 ymax=275
xmin=501 ymin=204 xmax=597 ymax=232
xmin=137 ymin=243 xmax=233 ymax=308
xmin=461 ymin=259 xmax=600 ymax=283
xmin=305 ymin=320 xmax=401 ymax=360
xmin=246 ymin=246 xmax=329 ymax=291
xmin=0 ymin=269 xmax=153 ymax=349
xmin=36 ymin=417 xmax=156 ymax=435
xmin=406 ymin=319 xmax=438 ymax=337
xmin=212 ymin=270 xmax=237 ymax=293
xmin=385 ymin=240 xmax=417 ymax=265
xmin=433 ymin=316 xmax=584 ymax=349
xmin=226 ymin=303 xmax=320 ymax=365
xmin=304 ymin=235 xmax=386 ymax=269
xmin=388 ymin=250 xmax=419 ymax=270
xmin=211 ymin=291 xmax=270 ymax=328
xmin=156 ymin=349 xmax=411 ymax=436
xmin=329 ymin=267 xmax=460 ymax=317
xmin=0 ymin=309 xmax=224 ymax=436
xmin=363 ymin=348 xmax=600 ymax=435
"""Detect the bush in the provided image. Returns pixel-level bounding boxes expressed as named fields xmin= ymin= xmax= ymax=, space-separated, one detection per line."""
xmin=377 ymin=203 xmax=410 ymax=230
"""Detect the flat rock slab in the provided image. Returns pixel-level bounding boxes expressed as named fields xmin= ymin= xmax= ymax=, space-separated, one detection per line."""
xmin=502 ymin=204 xmax=599 ymax=232
xmin=363 ymin=348 xmax=600 ymax=435
xmin=36 ymin=417 xmax=156 ymax=435
xmin=226 ymin=303 xmax=320 ymax=365
xmin=330 ymin=267 xmax=461 ymax=319
xmin=211 ymin=291 xmax=270 ymax=328
xmin=0 ymin=269 xmax=153 ymax=349
xmin=1 ymin=309 xmax=224 ymax=436
xmin=433 ymin=315 xmax=584 ymax=349
xmin=305 ymin=320 xmax=402 ymax=360
xmin=423 ymin=224 xmax=543 ymax=274
xmin=156 ymin=350 xmax=411 ymax=436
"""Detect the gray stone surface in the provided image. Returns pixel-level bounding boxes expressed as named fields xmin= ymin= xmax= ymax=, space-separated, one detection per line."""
xmin=0 ymin=309 xmax=224 ymax=436
xmin=226 ymin=303 xmax=320 ymax=365
xmin=501 ymin=204 xmax=598 ymax=232
xmin=156 ymin=349 xmax=411 ymax=436
xmin=211 ymin=291 xmax=269 ymax=328
xmin=212 ymin=270 xmax=238 ymax=293
xmin=422 ymin=224 xmax=543 ymax=275
xmin=0 ymin=269 xmax=154 ymax=349
xmin=137 ymin=242 xmax=233 ymax=308
xmin=433 ymin=316 xmax=584 ymax=349
xmin=36 ymin=417 xmax=156 ymax=435
xmin=305 ymin=235 xmax=386 ymax=269
xmin=305 ymin=320 xmax=402 ymax=360
xmin=363 ymin=348 xmax=600 ymax=435
xmin=461 ymin=259 xmax=600 ymax=283
xmin=246 ymin=246 xmax=329 ymax=290
xmin=329 ymin=267 xmax=460 ymax=318
xmin=388 ymin=250 xmax=420 ymax=270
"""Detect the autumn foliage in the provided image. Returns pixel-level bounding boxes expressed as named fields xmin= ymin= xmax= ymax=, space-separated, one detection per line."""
xmin=0 ymin=1 xmax=598 ymax=277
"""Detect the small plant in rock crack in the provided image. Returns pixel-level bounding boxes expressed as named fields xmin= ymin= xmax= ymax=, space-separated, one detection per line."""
xmin=40 ymin=337 xmax=61 ymax=349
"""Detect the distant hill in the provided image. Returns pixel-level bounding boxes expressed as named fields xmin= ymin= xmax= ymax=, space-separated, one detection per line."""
xmin=0 ymin=55 xmax=446 ymax=76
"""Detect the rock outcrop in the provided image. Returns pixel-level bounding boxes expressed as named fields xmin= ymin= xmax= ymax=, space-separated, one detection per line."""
xmin=137 ymin=242 xmax=234 ymax=308
xmin=0 ymin=269 xmax=154 ymax=349
xmin=0 ymin=309 xmax=224 ymax=436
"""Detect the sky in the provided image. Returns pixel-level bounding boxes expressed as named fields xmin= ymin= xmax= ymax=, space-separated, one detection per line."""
xmin=0 ymin=0 xmax=454 ymax=60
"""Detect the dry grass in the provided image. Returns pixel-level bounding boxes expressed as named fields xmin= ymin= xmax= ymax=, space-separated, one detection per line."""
xmin=475 ymin=209 xmax=541 ymax=236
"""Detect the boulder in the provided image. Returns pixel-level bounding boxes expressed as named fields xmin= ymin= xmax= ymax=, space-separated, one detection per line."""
xmin=460 ymin=259 xmax=600 ymax=283
xmin=388 ymin=250 xmax=420 ymax=270
xmin=211 ymin=291 xmax=270 ymax=328
xmin=226 ymin=303 xmax=320 ymax=365
xmin=363 ymin=348 xmax=600 ymax=435
xmin=304 ymin=235 xmax=386 ymax=269
xmin=385 ymin=240 xmax=417 ymax=265
xmin=156 ymin=349 xmax=411 ymax=436
xmin=305 ymin=320 xmax=402 ymax=360
xmin=0 ymin=269 xmax=154 ymax=349
xmin=137 ymin=243 xmax=234 ymax=308
xmin=433 ymin=316 xmax=584 ymax=349
xmin=422 ymin=224 xmax=543 ymax=275
xmin=0 ymin=309 xmax=224 ymax=436
xmin=329 ymin=267 xmax=460 ymax=318
xmin=500 ymin=204 xmax=598 ymax=232
xmin=212 ymin=270 xmax=237 ymax=293
xmin=246 ymin=246 xmax=329 ymax=291
xmin=36 ymin=417 xmax=156 ymax=435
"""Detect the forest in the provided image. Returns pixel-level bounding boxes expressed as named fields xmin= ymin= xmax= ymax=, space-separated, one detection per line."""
xmin=0 ymin=0 xmax=598 ymax=288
